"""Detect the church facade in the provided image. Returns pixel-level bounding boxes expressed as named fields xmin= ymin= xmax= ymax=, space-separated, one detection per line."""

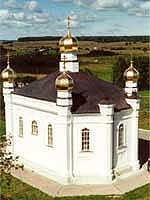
xmin=1 ymin=19 xmax=140 ymax=185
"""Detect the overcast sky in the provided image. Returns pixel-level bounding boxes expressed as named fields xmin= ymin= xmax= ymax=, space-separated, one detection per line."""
xmin=0 ymin=0 xmax=149 ymax=40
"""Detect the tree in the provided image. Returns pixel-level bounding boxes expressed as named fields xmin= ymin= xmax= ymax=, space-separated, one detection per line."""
xmin=0 ymin=135 xmax=23 ymax=200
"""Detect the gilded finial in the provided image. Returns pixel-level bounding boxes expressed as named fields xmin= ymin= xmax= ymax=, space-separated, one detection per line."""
xmin=124 ymin=54 xmax=139 ymax=82
xmin=7 ymin=51 xmax=10 ymax=69
xmin=66 ymin=16 xmax=71 ymax=37
xmin=1 ymin=50 xmax=16 ymax=82
xmin=130 ymin=53 xmax=133 ymax=68
xmin=67 ymin=16 xmax=71 ymax=30
xmin=59 ymin=16 xmax=78 ymax=52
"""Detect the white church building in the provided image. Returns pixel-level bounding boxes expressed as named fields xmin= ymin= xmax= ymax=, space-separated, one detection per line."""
xmin=1 ymin=18 xmax=140 ymax=185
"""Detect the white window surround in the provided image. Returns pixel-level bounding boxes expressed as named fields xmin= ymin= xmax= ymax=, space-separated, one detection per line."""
xmin=117 ymin=123 xmax=127 ymax=152
xmin=81 ymin=128 xmax=90 ymax=152
xmin=31 ymin=120 xmax=38 ymax=135
xmin=19 ymin=116 xmax=23 ymax=137
xmin=48 ymin=124 xmax=53 ymax=147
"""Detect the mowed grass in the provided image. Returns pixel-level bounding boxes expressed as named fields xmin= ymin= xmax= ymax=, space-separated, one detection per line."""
xmin=139 ymin=90 xmax=150 ymax=130
xmin=1 ymin=174 xmax=149 ymax=200
xmin=80 ymin=62 xmax=113 ymax=82
xmin=79 ymin=56 xmax=114 ymax=82
xmin=0 ymin=119 xmax=5 ymax=136
xmin=139 ymin=90 xmax=150 ymax=97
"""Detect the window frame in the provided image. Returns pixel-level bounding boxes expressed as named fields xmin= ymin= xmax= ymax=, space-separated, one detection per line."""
xmin=31 ymin=120 xmax=38 ymax=135
xmin=81 ymin=128 xmax=90 ymax=152
xmin=117 ymin=123 xmax=126 ymax=150
xmin=19 ymin=116 xmax=23 ymax=137
xmin=47 ymin=124 xmax=53 ymax=147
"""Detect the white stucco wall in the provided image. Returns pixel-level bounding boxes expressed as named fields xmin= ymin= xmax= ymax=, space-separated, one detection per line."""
xmin=3 ymin=92 xmax=140 ymax=185
xmin=11 ymin=94 xmax=70 ymax=183
xmin=113 ymin=105 xmax=140 ymax=175
xmin=71 ymin=109 xmax=114 ymax=184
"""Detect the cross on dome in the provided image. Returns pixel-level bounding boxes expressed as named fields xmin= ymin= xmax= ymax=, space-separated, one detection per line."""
xmin=59 ymin=16 xmax=78 ymax=53
xmin=66 ymin=16 xmax=71 ymax=37
xmin=7 ymin=51 xmax=10 ymax=69
xmin=123 ymin=57 xmax=139 ymax=82
xmin=130 ymin=53 xmax=133 ymax=67
xmin=130 ymin=60 xmax=133 ymax=68
xmin=67 ymin=16 xmax=71 ymax=31
xmin=1 ymin=50 xmax=16 ymax=82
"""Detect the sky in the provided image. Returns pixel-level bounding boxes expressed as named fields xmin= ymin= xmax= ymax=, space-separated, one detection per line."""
xmin=0 ymin=0 xmax=149 ymax=40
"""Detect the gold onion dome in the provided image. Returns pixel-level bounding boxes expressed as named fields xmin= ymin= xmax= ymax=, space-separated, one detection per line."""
xmin=55 ymin=71 xmax=74 ymax=91
xmin=124 ymin=60 xmax=139 ymax=82
xmin=1 ymin=53 xmax=16 ymax=82
xmin=59 ymin=16 xmax=78 ymax=52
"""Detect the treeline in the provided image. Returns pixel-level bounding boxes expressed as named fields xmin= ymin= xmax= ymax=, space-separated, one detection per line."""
xmin=0 ymin=54 xmax=59 ymax=74
xmin=17 ymin=36 xmax=149 ymax=43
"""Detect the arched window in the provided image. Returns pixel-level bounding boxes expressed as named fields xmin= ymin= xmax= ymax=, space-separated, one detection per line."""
xmin=118 ymin=124 xmax=124 ymax=148
xmin=48 ymin=124 xmax=53 ymax=147
xmin=32 ymin=120 xmax=38 ymax=135
xmin=19 ymin=117 xmax=23 ymax=137
xmin=81 ymin=128 xmax=90 ymax=151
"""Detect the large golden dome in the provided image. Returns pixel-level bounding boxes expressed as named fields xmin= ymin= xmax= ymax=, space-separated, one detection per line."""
xmin=124 ymin=61 xmax=139 ymax=82
xmin=55 ymin=71 xmax=74 ymax=91
xmin=59 ymin=16 xmax=78 ymax=52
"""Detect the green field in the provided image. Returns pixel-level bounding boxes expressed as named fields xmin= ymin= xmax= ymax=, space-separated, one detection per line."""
xmin=139 ymin=91 xmax=150 ymax=130
xmin=79 ymin=56 xmax=114 ymax=82
xmin=0 ymin=119 xmax=5 ymax=136
xmin=139 ymin=90 xmax=150 ymax=97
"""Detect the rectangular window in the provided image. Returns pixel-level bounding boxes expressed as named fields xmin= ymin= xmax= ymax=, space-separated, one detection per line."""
xmin=118 ymin=124 xmax=125 ymax=149
xmin=48 ymin=124 xmax=53 ymax=147
xmin=32 ymin=120 xmax=38 ymax=135
xmin=82 ymin=128 xmax=90 ymax=151
xmin=19 ymin=117 xmax=23 ymax=137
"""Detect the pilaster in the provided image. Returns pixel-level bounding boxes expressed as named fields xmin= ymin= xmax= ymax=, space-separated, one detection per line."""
xmin=3 ymin=81 xmax=14 ymax=153
xmin=126 ymin=98 xmax=140 ymax=171
xmin=98 ymin=104 xmax=115 ymax=180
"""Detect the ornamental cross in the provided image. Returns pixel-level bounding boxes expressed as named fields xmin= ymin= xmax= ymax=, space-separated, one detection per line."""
xmin=130 ymin=53 xmax=133 ymax=67
xmin=67 ymin=16 xmax=71 ymax=30
xmin=7 ymin=51 xmax=10 ymax=68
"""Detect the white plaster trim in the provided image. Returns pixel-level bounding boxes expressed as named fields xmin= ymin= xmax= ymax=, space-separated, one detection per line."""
xmin=12 ymin=94 xmax=58 ymax=115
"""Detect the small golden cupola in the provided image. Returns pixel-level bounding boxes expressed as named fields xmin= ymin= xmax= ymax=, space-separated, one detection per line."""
xmin=124 ymin=60 xmax=139 ymax=82
xmin=55 ymin=57 xmax=74 ymax=91
xmin=59 ymin=16 xmax=78 ymax=53
xmin=1 ymin=52 xmax=16 ymax=82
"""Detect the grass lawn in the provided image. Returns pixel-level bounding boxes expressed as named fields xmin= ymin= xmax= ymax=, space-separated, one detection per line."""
xmin=0 ymin=119 xmax=5 ymax=136
xmin=139 ymin=90 xmax=150 ymax=130
xmin=1 ymin=174 xmax=149 ymax=200
xmin=79 ymin=56 xmax=114 ymax=82
xmin=139 ymin=90 xmax=150 ymax=97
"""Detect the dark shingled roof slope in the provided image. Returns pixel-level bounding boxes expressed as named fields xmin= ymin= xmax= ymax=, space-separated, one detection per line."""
xmin=14 ymin=71 xmax=130 ymax=113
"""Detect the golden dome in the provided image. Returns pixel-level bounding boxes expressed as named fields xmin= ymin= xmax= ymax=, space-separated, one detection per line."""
xmin=1 ymin=53 xmax=16 ymax=82
xmin=124 ymin=61 xmax=139 ymax=82
xmin=1 ymin=67 xmax=16 ymax=82
xmin=59 ymin=16 xmax=78 ymax=52
xmin=55 ymin=71 xmax=74 ymax=91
